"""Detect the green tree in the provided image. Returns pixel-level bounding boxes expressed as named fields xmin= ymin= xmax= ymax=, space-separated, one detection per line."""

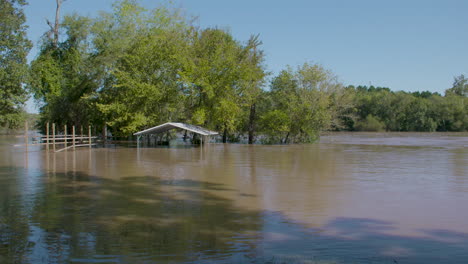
xmin=0 ymin=0 xmax=31 ymax=128
xmin=328 ymin=84 xmax=357 ymax=131
xmin=349 ymin=83 xmax=467 ymax=132
xmin=238 ymin=35 xmax=267 ymax=144
xmin=261 ymin=63 xmax=344 ymax=143
xmin=431 ymin=94 xmax=467 ymax=131
xmin=94 ymin=1 xmax=191 ymax=135
xmin=97 ymin=22 xmax=189 ymax=135
xmin=180 ymin=28 xmax=256 ymax=142
xmin=29 ymin=14 xmax=98 ymax=130
xmin=397 ymin=96 xmax=436 ymax=132
xmin=446 ymin=75 xmax=468 ymax=97
xmin=354 ymin=114 xmax=385 ymax=131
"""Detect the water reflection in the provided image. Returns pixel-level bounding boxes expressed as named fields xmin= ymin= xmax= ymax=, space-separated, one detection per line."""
xmin=0 ymin=134 xmax=467 ymax=263
xmin=1 ymin=167 xmax=263 ymax=263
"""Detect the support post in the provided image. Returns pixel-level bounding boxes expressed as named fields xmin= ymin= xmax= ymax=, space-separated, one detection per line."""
xmin=88 ymin=125 xmax=91 ymax=148
xmin=24 ymin=121 xmax=28 ymax=145
xmin=81 ymin=126 xmax=83 ymax=143
xmin=64 ymin=125 xmax=67 ymax=149
xmin=52 ymin=123 xmax=56 ymax=152
xmin=72 ymin=126 xmax=75 ymax=150
xmin=46 ymin=122 xmax=49 ymax=151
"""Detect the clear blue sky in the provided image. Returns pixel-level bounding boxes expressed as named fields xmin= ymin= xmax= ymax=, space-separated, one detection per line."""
xmin=24 ymin=0 xmax=468 ymax=112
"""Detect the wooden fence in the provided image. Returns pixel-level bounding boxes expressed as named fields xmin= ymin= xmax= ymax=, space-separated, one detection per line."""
xmin=18 ymin=122 xmax=99 ymax=152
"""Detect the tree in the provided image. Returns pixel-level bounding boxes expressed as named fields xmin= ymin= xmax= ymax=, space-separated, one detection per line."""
xmin=261 ymin=63 xmax=344 ymax=143
xmin=239 ymin=35 xmax=267 ymax=144
xmin=354 ymin=114 xmax=385 ymax=132
xmin=97 ymin=22 xmax=189 ymax=135
xmin=94 ymin=0 xmax=191 ymax=135
xmin=446 ymin=75 xmax=468 ymax=97
xmin=349 ymin=83 xmax=467 ymax=132
xmin=29 ymin=14 xmax=98 ymax=130
xmin=180 ymin=28 xmax=253 ymax=142
xmin=46 ymin=0 xmax=65 ymax=47
xmin=431 ymin=94 xmax=467 ymax=131
xmin=0 ymin=0 xmax=32 ymax=128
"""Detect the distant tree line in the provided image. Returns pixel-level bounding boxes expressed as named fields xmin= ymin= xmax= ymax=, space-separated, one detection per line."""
xmin=2 ymin=0 xmax=467 ymax=141
xmin=343 ymin=81 xmax=467 ymax=132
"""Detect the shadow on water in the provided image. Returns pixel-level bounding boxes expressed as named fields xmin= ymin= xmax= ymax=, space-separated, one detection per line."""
xmin=261 ymin=216 xmax=468 ymax=264
xmin=1 ymin=166 xmax=468 ymax=264
xmin=0 ymin=167 xmax=263 ymax=264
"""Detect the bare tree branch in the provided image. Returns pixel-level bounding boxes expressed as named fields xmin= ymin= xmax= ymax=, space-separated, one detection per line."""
xmin=52 ymin=0 xmax=63 ymax=47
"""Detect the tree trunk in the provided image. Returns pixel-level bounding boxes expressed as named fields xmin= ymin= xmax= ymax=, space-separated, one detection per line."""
xmin=248 ymin=103 xmax=256 ymax=144
xmin=46 ymin=0 xmax=63 ymax=47
xmin=102 ymin=124 xmax=107 ymax=143
xmin=222 ymin=128 xmax=227 ymax=143
xmin=54 ymin=0 xmax=61 ymax=46
xmin=284 ymin=132 xmax=290 ymax=144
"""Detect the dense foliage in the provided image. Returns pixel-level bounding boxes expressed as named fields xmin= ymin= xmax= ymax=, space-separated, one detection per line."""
xmin=11 ymin=0 xmax=467 ymax=142
xmin=344 ymin=82 xmax=467 ymax=132
xmin=0 ymin=0 xmax=31 ymax=128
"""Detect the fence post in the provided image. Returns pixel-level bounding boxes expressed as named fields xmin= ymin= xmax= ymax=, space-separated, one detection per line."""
xmin=72 ymin=125 xmax=76 ymax=150
xmin=64 ymin=125 xmax=67 ymax=150
xmin=52 ymin=123 xmax=56 ymax=152
xmin=46 ymin=122 xmax=49 ymax=151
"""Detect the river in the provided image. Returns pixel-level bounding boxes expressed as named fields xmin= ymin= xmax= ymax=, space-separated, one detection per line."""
xmin=0 ymin=133 xmax=467 ymax=263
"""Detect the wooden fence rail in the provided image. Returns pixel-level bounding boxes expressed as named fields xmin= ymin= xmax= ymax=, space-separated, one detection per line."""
xmin=17 ymin=122 xmax=100 ymax=152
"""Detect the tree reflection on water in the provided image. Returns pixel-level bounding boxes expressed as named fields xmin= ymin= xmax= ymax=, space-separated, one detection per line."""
xmin=0 ymin=167 xmax=263 ymax=263
xmin=1 ymin=135 xmax=468 ymax=264
xmin=2 ymin=166 xmax=468 ymax=264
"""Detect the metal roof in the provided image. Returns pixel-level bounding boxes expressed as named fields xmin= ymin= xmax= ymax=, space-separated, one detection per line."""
xmin=133 ymin=122 xmax=218 ymax=136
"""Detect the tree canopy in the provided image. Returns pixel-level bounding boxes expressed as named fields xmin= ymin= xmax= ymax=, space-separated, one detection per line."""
xmin=0 ymin=0 xmax=32 ymax=128
xmin=22 ymin=0 xmax=468 ymax=141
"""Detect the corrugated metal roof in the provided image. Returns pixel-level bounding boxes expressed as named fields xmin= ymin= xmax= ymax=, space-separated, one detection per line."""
xmin=133 ymin=122 xmax=218 ymax=136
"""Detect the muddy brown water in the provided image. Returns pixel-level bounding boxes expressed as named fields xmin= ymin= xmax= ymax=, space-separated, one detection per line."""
xmin=0 ymin=133 xmax=467 ymax=263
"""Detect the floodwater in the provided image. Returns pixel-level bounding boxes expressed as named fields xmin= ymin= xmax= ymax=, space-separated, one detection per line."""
xmin=0 ymin=133 xmax=467 ymax=264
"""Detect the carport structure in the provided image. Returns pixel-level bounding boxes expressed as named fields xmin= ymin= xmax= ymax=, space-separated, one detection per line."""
xmin=133 ymin=122 xmax=218 ymax=146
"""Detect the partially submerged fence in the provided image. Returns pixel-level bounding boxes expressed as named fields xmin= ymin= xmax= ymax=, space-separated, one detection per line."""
xmin=17 ymin=122 xmax=99 ymax=152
